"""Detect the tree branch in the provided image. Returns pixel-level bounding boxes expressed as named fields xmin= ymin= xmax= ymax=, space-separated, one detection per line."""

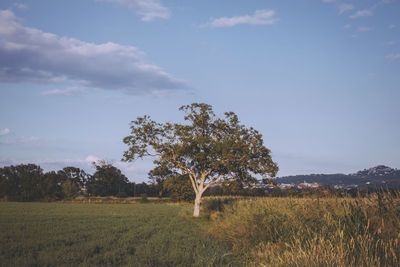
xmin=203 ymin=174 xmax=222 ymax=191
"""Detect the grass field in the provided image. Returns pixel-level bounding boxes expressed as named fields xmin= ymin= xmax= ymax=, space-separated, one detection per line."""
xmin=1 ymin=195 xmax=399 ymax=267
xmin=204 ymin=195 xmax=400 ymax=266
xmin=0 ymin=202 xmax=236 ymax=266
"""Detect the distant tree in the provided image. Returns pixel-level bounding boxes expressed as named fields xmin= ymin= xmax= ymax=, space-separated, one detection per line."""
xmin=58 ymin=167 xmax=90 ymax=198
xmin=87 ymin=161 xmax=129 ymax=196
xmin=62 ymin=178 xmax=80 ymax=199
xmin=163 ymin=174 xmax=195 ymax=201
xmin=221 ymin=180 xmax=244 ymax=195
xmin=0 ymin=166 xmax=12 ymax=199
xmin=126 ymin=182 xmax=156 ymax=197
xmin=148 ymin=163 xmax=176 ymax=197
xmin=123 ymin=103 xmax=278 ymax=216
xmin=0 ymin=164 xmax=44 ymax=201
xmin=41 ymin=171 xmax=63 ymax=200
xmin=59 ymin=167 xmax=90 ymax=188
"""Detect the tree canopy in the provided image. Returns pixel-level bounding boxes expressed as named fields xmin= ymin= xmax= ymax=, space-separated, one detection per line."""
xmin=123 ymin=103 xmax=278 ymax=216
xmin=86 ymin=161 xmax=129 ymax=197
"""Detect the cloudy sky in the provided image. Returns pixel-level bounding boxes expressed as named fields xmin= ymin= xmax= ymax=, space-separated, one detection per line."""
xmin=0 ymin=0 xmax=399 ymax=181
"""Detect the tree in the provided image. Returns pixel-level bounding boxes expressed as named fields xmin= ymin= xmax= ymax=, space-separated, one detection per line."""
xmin=86 ymin=161 xmax=129 ymax=196
xmin=58 ymin=167 xmax=90 ymax=197
xmin=0 ymin=164 xmax=44 ymax=201
xmin=123 ymin=103 xmax=278 ymax=216
xmin=163 ymin=174 xmax=195 ymax=201
xmin=148 ymin=163 xmax=176 ymax=197
xmin=59 ymin=167 xmax=90 ymax=188
xmin=61 ymin=178 xmax=80 ymax=199
xmin=41 ymin=171 xmax=63 ymax=200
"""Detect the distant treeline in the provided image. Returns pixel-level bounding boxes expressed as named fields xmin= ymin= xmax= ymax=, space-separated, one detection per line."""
xmin=1 ymin=163 xmax=396 ymax=202
xmin=0 ymin=162 xmax=158 ymax=201
xmin=203 ymin=182 xmax=398 ymax=198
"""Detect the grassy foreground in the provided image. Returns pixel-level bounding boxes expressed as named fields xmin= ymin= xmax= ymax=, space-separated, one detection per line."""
xmin=204 ymin=195 xmax=400 ymax=266
xmin=2 ymin=195 xmax=399 ymax=267
xmin=0 ymin=202 xmax=235 ymax=266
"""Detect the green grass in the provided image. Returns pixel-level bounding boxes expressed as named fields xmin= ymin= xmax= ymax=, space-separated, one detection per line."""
xmin=0 ymin=202 xmax=236 ymax=266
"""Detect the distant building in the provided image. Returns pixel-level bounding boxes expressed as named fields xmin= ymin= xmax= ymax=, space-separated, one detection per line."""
xmin=278 ymin=183 xmax=295 ymax=189
xmin=297 ymin=181 xmax=320 ymax=189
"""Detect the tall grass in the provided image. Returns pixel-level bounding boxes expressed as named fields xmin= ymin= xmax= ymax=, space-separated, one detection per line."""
xmin=205 ymin=193 xmax=400 ymax=266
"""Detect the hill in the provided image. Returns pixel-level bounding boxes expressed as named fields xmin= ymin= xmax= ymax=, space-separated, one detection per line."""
xmin=276 ymin=165 xmax=400 ymax=189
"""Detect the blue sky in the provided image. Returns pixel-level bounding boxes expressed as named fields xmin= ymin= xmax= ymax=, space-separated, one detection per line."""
xmin=0 ymin=0 xmax=399 ymax=182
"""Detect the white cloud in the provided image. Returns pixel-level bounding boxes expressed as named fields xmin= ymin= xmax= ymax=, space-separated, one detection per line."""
xmin=42 ymin=86 xmax=88 ymax=96
xmin=206 ymin=9 xmax=277 ymax=28
xmin=0 ymin=10 xmax=185 ymax=95
xmin=322 ymin=0 xmax=336 ymax=3
xmin=357 ymin=26 xmax=372 ymax=32
xmin=98 ymin=0 xmax=170 ymax=21
xmin=389 ymin=24 xmax=396 ymax=29
xmin=84 ymin=155 xmax=102 ymax=164
xmin=338 ymin=3 xmax=355 ymax=15
xmin=344 ymin=24 xmax=351 ymax=29
xmin=0 ymin=128 xmax=12 ymax=136
xmin=386 ymin=53 xmax=400 ymax=61
xmin=350 ymin=9 xmax=373 ymax=19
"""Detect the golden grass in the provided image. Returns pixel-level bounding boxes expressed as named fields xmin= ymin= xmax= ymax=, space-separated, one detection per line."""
xmin=204 ymin=194 xmax=400 ymax=266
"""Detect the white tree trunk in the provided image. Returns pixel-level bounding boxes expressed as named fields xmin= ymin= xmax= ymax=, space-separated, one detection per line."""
xmin=193 ymin=193 xmax=202 ymax=217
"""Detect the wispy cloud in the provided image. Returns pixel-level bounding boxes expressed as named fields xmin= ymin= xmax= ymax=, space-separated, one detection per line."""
xmin=322 ymin=0 xmax=354 ymax=15
xmin=383 ymin=41 xmax=397 ymax=46
xmin=205 ymin=9 xmax=277 ymax=28
xmin=349 ymin=0 xmax=392 ymax=19
xmin=389 ymin=24 xmax=396 ymax=29
xmin=0 ymin=10 xmax=185 ymax=95
xmin=386 ymin=53 xmax=400 ymax=61
xmin=0 ymin=128 xmax=12 ymax=136
xmin=350 ymin=9 xmax=373 ymax=19
xmin=0 ymin=128 xmax=45 ymax=145
xmin=0 ymin=136 xmax=41 ymax=145
xmin=357 ymin=26 xmax=372 ymax=32
xmin=42 ymin=86 xmax=88 ymax=96
xmin=98 ymin=0 xmax=170 ymax=21
xmin=12 ymin=3 xmax=28 ymax=9
xmin=344 ymin=24 xmax=351 ymax=29
xmin=338 ymin=3 xmax=355 ymax=15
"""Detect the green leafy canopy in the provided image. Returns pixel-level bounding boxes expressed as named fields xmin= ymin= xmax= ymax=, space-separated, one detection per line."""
xmin=122 ymin=103 xmax=278 ymax=192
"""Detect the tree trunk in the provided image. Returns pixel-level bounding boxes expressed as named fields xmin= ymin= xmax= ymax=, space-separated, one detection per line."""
xmin=193 ymin=193 xmax=202 ymax=217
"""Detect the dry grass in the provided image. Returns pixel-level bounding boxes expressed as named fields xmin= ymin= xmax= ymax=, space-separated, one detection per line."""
xmin=204 ymin=193 xmax=400 ymax=266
